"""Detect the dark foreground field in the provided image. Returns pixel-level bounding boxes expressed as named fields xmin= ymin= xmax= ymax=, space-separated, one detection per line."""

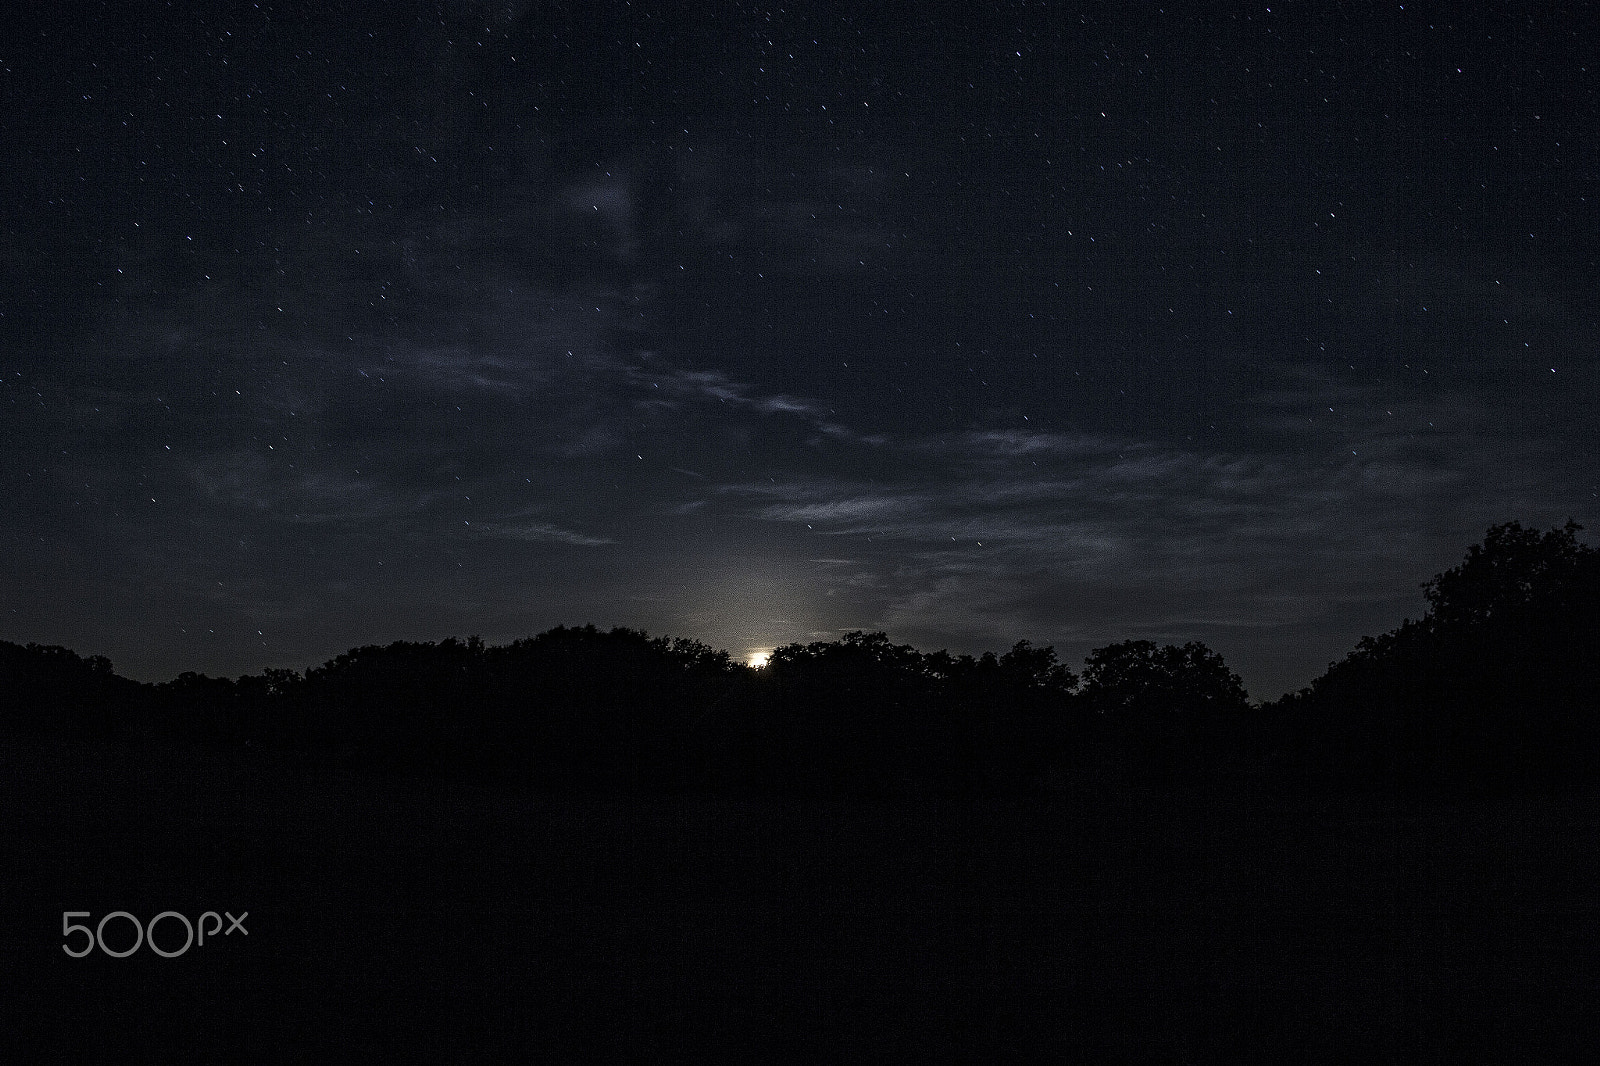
xmin=3 ymin=737 xmax=1596 ymax=1062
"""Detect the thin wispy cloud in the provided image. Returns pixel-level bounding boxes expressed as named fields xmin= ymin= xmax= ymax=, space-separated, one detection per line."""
xmin=467 ymin=521 xmax=614 ymax=547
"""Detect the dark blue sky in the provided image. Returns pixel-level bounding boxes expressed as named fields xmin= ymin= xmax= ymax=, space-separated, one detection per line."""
xmin=4 ymin=1 xmax=1596 ymax=696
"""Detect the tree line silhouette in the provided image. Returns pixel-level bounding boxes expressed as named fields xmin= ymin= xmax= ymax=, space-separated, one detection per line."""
xmin=4 ymin=521 xmax=1596 ymax=796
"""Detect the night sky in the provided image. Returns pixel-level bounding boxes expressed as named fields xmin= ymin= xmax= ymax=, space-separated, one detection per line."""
xmin=4 ymin=2 xmax=1596 ymax=697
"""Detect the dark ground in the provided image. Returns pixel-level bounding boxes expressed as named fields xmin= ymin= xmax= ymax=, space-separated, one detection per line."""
xmin=3 ymin=736 xmax=1596 ymax=1062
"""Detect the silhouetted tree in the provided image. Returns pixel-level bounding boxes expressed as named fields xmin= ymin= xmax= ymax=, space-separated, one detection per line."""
xmin=1280 ymin=520 xmax=1600 ymax=792
xmin=1076 ymin=639 xmax=1250 ymax=788
xmin=479 ymin=625 xmax=741 ymax=788
xmin=1423 ymin=519 xmax=1591 ymax=628
xmin=923 ymin=641 xmax=1082 ymax=791
xmin=1 ymin=641 xmax=139 ymax=739
xmin=737 ymin=631 xmax=936 ymax=792
xmin=1080 ymin=639 xmax=1248 ymax=715
xmin=721 ymin=632 xmax=1082 ymax=794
